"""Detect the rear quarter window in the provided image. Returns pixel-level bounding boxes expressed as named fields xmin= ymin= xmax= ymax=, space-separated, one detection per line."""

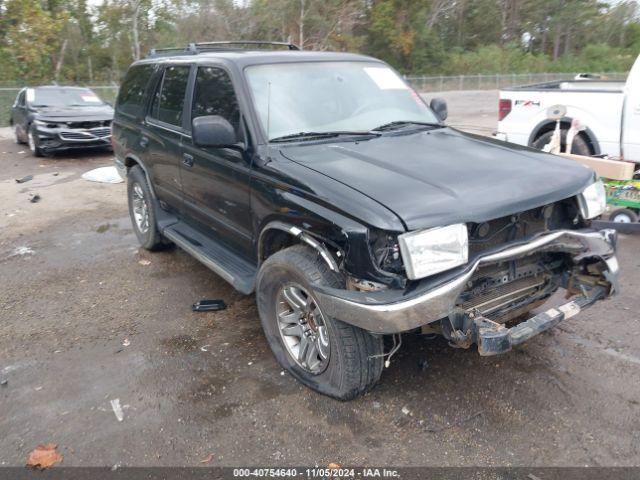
xmin=116 ymin=64 xmax=155 ymax=118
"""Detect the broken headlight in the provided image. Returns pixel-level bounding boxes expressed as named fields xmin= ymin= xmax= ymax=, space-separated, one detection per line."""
xmin=577 ymin=180 xmax=606 ymax=219
xmin=398 ymin=224 xmax=468 ymax=280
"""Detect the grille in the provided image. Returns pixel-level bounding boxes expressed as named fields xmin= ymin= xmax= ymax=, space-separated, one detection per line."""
xmin=90 ymin=127 xmax=111 ymax=137
xmin=60 ymin=131 xmax=91 ymax=140
xmin=59 ymin=127 xmax=111 ymax=141
xmin=67 ymin=120 xmax=111 ymax=129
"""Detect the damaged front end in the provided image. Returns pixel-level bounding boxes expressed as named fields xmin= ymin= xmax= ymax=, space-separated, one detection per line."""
xmin=315 ymin=228 xmax=618 ymax=355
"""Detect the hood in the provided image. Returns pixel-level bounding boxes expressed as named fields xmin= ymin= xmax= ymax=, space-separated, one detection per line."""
xmin=278 ymin=128 xmax=595 ymax=230
xmin=32 ymin=105 xmax=114 ymax=122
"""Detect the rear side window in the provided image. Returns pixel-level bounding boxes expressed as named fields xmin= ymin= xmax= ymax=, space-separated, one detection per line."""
xmin=149 ymin=65 xmax=190 ymax=127
xmin=116 ymin=65 xmax=155 ymax=117
xmin=191 ymin=67 xmax=240 ymax=132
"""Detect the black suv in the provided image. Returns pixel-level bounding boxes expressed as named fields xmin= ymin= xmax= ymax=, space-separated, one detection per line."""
xmin=10 ymin=86 xmax=113 ymax=156
xmin=113 ymin=41 xmax=618 ymax=400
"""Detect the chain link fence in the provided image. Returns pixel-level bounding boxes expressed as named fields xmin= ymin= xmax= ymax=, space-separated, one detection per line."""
xmin=0 ymin=72 xmax=628 ymax=127
xmin=403 ymin=72 xmax=628 ymax=93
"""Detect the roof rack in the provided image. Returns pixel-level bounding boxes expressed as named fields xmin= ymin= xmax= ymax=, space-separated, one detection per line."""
xmin=148 ymin=41 xmax=300 ymax=58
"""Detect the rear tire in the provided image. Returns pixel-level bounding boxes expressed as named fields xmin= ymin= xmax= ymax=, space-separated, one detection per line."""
xmin=532 ymin=129 xmax=591 ymax=156
xmin=610 ymin=208 xmax=638 ymax=224
xmin=127 ymin=165 xmax=166 ymax=250
xmin=256 ymin=245 xmax=384 ymax=400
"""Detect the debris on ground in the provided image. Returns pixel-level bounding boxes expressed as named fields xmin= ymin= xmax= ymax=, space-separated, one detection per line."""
xmin=401 ymin=406 xmax=411 ymax=416
xmin=1 ymin=379 xmax=7 ymax=386
xmin=200 ymin=453 xmax=215 ymax=464
xmin=192 ymin=299 xmax=227 ymax=312
xmin=138 ymin=259 xmax=151 ymax=266
xmin=81 ymin=166 xmax=123 ymax=184
xmin=11 ymin=246 xmax=34 ymax=257
xmin=110 ymin=399 xmax=124 ymax=422
xmin=29 ymin=193 xmax=41 ymax=203
xmin=200 ymin=345 xmax=211 ymax=352
xmin=26 ymin=444 xmax=63 ymax=470
xmin=15 ymin=175 xmax=33 ymax=184
xmin=122 ymin=338 xmax=130 ymax=347
xmin=327 ymin=463 xmax=341 ymax=469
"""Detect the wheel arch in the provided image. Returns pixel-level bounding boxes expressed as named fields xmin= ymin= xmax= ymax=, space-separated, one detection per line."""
xmin=123 ymin=154 xmax=158 ymax=199
xmin=528 ymin=117 xmax=601 ymax=155
xmin=258 ymin=221 xmax=341 ymax=273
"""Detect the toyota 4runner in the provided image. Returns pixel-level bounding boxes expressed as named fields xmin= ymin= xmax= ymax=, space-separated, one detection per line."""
xmin=112 ymin=41 xmax=619 ymax=400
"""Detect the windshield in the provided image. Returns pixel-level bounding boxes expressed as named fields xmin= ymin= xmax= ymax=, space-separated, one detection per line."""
xmin=27 ymin=87 xmax=105 ymax=108
xmin=245 ymin=62 xmax=439 ymax=140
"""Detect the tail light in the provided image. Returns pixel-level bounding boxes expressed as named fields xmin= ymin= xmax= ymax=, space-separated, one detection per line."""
xmin=499 ymin=99 xmax=512 ymax=121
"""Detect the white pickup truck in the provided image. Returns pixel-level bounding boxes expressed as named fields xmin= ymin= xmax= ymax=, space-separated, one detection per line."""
xmin=496 ymin=54 xmax=640 ymax=162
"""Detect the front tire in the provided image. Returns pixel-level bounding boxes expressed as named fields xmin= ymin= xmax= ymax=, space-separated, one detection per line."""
xmin=127 ymin=165 xmax=165 ymax=250
xmin=256 ymin=245 xmax=384 ymax=400
xmin=14 ymin=125 xmax=25 ymax=144
xmin=27 ymin=125 xmax=43 ymax=157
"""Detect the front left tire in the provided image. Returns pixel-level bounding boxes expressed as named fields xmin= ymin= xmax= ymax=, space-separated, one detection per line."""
xmin=27 ymin=125 xmax=43 ymax=157
xmin=14 ymin=125 xmax=25 ymax=144
xmin=256 ymin=244 xmax=384 ymax=400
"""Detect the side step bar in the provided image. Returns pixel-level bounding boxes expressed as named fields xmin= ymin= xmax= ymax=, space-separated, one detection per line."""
xmin=475 ymin=286 xmax=608 ymax=356
xmin=163 ymin=222 xmax=256 ymax=294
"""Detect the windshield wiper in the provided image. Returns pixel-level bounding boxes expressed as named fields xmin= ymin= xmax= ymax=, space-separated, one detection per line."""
xmin=371 ymin=120 xmax=443 ymax=132
xmin=270 ymin=131 xmax=380 ymax=143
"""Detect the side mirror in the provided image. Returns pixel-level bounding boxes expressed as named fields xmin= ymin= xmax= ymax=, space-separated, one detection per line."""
xmin=192 ymin=115 xmax=238 ymax=148
xmin=430 ymin=97 xmax=448 ymax=122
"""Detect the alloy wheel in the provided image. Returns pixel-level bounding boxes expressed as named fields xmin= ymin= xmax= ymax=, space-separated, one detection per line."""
xmin=131 ymin=182 xmax=150 ymax=234
xmin=276 ymin=283 xmax=330 ymax=374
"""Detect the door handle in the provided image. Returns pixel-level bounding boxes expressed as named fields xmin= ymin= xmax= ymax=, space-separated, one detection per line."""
xmin=139 ymin=136 xmax=149 ymax=148
xmin=182 ymin=153 xmax=194 ymax=167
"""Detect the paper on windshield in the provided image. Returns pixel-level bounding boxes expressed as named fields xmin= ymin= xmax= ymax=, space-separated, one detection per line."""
xmin=81 ymin=94 xmax=101 ymax=103
xmin=364 ymin=67 xmax=408 ymax=90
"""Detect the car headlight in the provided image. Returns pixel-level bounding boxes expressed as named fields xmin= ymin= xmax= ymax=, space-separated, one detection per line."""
xmin=33 ymin=119 xmax=61 ymax=128
xmin=398 ymin=224 xmax=468 ymax=280
xmin=577 ymin=180 xmax=606 ymax=219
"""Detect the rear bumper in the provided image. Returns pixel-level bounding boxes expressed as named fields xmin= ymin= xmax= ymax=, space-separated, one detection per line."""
xmin=315 ymin=229 xmax=618 ymax=335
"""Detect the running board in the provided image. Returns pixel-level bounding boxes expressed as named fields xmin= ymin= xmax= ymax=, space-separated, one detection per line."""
xmin=163 ymin=222 xmax=256 ymax=294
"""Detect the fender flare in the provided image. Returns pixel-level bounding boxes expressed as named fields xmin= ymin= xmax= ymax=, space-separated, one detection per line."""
xmin=123 ymin=154 xmax=158 ymax=199
xmin=258 ymin=220 xmax=340 ymax=272
xmin=527 ymin=117 xmax=601 ymax=155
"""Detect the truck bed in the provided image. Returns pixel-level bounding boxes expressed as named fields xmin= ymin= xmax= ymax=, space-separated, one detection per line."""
xmin=502 ymin=79 xmax=624 ymax=93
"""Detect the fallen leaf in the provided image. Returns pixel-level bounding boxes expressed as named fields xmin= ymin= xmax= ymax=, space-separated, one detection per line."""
xmin=26 ymin=444 xmax=63 ymax=470
xmin=327 ymin=463 xmax=341 ymax=469
xmin=200 ymin=453 xmax=214 ymax=464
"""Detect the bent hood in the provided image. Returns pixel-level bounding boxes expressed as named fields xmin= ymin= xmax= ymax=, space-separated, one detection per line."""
xmin=279 ymin=128 xmax=595 ymax=230
xmin=33 ymin=105 xmax=114 ymax=123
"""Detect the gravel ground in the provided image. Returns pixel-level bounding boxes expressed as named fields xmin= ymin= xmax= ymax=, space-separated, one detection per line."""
xmin=1 ymin=93 xmax=639 ymax=468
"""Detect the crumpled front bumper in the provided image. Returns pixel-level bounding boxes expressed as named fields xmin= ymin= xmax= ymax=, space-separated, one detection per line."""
xmin=33 ymin=125 xmax=111 ymax=152
xmin=315 ymin=229 xmax=618 ymax=335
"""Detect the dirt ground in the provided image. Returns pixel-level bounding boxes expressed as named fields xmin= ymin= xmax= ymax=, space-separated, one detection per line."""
xmin=1 ymin=93 xmax=640 ymax=467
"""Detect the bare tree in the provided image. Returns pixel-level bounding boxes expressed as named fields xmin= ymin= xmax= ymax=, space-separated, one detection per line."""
xmin=132 ymin=0 xmax=141 ymax=61
xmin=54 ymin=38 xmax=68 ymax=82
